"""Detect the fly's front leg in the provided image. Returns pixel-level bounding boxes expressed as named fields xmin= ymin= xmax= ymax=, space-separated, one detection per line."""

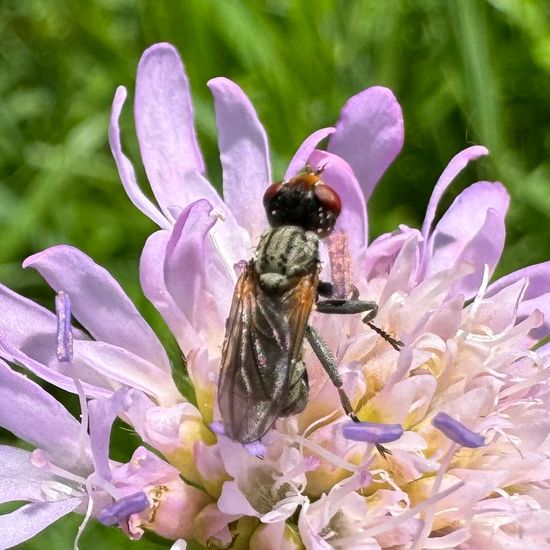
xmin=316 ymin=283 xmax=403 ymax=351
xmin=305 ymin=325 xmax=359 ymax=422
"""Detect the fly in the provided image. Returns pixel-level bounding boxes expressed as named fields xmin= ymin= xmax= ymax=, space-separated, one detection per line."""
xmin=217 ymin=166 xmax=402 ymax=445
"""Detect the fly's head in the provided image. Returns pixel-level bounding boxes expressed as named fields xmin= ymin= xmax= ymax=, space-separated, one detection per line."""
xmin=263 ymin=166 xmax=341 ymax=238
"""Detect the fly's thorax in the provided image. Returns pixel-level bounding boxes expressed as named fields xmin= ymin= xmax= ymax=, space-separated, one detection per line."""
xmin=254 ymin=226 xmax=320 ymax=293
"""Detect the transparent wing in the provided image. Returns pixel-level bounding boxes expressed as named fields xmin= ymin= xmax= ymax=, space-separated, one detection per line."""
xmin=217 ymin=263 xmax=317 ymax=443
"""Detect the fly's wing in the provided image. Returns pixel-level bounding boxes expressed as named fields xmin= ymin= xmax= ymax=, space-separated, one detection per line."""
xmin=218 ymin=263 xmax=318 ymax=443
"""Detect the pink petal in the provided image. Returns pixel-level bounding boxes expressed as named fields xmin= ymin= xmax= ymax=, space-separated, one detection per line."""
xmin=89 ymin=387 xmax=132 ymax=480
xmin=164 ymin=200 xmax=234 ymax=338
xmin=135 ymin=43 xmax=205 ymax=216
xmin=425 ymin=182 xmax=509 ymax=292
xmin=363 ymin=225 xmax=422 ymax=280
xmin=421 ymin=145 xmax=489 ymax=242
xmin=208 ymin=77 xmax=271 ymax=240
xmin=0 ymin=499 xmax=81 ymax=548
xmin=218 ymin=480 xmax=258 ymax=517
xmin=0 ymin=446 xmax=58 ymax=504
xmin=284 ymin=127 xmax=335 ymax=180
xmin=140 ymin=230 xmax=197 ymax=350
xmin=488 ymin=261 xmax=550 ymax=340
xmin=23 ymin=245 xmax=170 ymax=372
xmin=109 ymin=86 xmax=170 ymax=229
xmin=309 ymin=149 xmax=368 ymax=254
xmin=0 ymin=359 xmax=91 ymax=473
xmin=328 ymin=86 xmax=404 ymax=199
xmin=0 ymin=337 xmax=114 ymax=399
xmin=75 ymin=340 xmax=180 ymax=406
xmin=451 ymin=207 xmax=507 ymax=298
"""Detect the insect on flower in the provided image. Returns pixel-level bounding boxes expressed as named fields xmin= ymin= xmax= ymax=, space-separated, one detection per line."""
xmin=217 ymin=166 xmax=403 ymax=445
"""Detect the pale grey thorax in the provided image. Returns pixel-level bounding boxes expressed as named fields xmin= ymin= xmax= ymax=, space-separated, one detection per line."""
xmin=254 ymin=225 xmax=319 ymax=293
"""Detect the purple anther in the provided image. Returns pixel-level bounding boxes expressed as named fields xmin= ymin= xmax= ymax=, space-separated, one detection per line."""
xmin=55 ymin=291 xmax=73 ymax=362
xmin=97 ymin=491 xmax=150 ymax=526
xmin=432 ymin=412 xmax=486 ymax=448
xmin=342 ymin=421 xmax=404 ymax=444
xmin=209 ymin=421 xmax=226 ymax=436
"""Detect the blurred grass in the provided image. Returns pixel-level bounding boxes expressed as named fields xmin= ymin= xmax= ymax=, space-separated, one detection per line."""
xmin=1 ymin=0 xmax=550 ymax=547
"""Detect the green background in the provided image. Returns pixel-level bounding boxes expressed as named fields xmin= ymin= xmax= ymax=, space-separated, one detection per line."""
xmin=1 ymin=0 xmax=550 ymax=547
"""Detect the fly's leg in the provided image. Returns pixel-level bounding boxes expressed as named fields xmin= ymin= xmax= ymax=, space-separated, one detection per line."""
xmin=316 ymin=283 xmax=403 ymax=351
xmin=281 ymin=361 xmax=309 ymax=416
xmin=305 ymin=325 xmax=359 ymax=422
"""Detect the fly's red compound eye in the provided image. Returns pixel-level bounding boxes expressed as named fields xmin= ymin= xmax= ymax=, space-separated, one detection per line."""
xmin=314 ymin=184 xmax=342 ymax=218
xmin=263 ymin=182 xmax=283 ymax=207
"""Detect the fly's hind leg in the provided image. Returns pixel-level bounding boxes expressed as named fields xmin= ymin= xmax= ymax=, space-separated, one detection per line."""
xmin=281 ymin=361 xmax=309 ymax=417
xmin=316 ymin=282 xmax=403 ymax=351
xmin=305 ymin=325 xmax=358 ymax=422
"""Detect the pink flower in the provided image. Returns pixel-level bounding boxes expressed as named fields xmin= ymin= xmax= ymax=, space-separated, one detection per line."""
xmin=109 ymin=43 xmax=550 ymax=548
xmin=1 ymin=40 xmax=550 ymax=549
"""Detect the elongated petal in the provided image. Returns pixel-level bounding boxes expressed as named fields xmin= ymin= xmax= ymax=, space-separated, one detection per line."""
xmin=208 ymin=77 xmax=271 ymax=240
xmin=309 ymin=150 xmax=368 ymax=254
xmin=488 ymin=261 xmax=550 ymax=340
xmin=0 ymin=337 xmax=114 ymax=399
xmin=109 ymin=86 xmax=170 ymax=229
xmin=0 ymin=446 xmax=57 ymax=505
xmin=164 ymin=200 xmax=234 ymax=340
xmin=177 ymin=171 xmax=251 ymax=270
xmin=284 ymin=127 xmax=335 ymax=180
xmin=24 ymin=245 xmax=170 ymax=372
xmin=89 ymin=388 xmax=132 ymax=480
xmin=140 ymin=230 xmax=197 ymax=350
xmin=76 ymin=340 xmax=180 ymax=406
xmin=421 ymin=146 xmax=489 ymax=242
xmin=425 ymin=182 xmax=509 ymax=292
xmin=165 ymin=200 xmax=215 ymax=321
xmin=363 ymin=225 xmax=422 ymax=279
xmin=135 ymin=43 xmax=204 ymax=216
xmin=451 ymin=207 xmax=507 ymax=297
xmin=0 ymin=499 xmax=81 ymax=548
xmin=0 ymin=359 xmax=91 ymax=473
xmin=328 ymin=86 xmax=404 ymax=199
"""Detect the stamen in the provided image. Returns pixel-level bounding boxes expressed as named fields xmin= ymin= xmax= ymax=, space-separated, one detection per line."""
xmin=55 ymin=290 xmax=73 ymax=362
xmin=243 ymin=440 xmax=267 ymax=459
xmin=31 ymin=449 xmax=88 ymax=485
xmin=359 ymin=480 xmax=465 ymax=539
xmin=97 ymin=491 xmax=150 ymax=526
xmin=74 ymin=476 xmax=96 ymax=550
xmin=328 ymin=232 xmax=351 ymax=299
xmin=210 ymin=422 xmax=266 ymax=458
xmin=278 ymin=433 xmax=358 ymax=473
xmin=209 ymin=207 xmax=226 ymax=222
xmin=273 ymin=455 xmax=320 ymax=491
xmin=342 ymin=421 xmax=404 ymax=444
xmin=432 ymin=412 xmax=486 ymax=448
xmin=55 ymin=290 xmax=89 ymax=443
xmin=209 ymin=421 xmax=225 ymax=435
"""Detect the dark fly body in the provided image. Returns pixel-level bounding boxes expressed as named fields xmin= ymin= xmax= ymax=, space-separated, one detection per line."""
xmin=217 ymin=167 xmax=402 ymax=445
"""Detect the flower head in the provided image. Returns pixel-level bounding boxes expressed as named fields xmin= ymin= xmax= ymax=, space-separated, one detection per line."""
xmin=1 ymin=41 xmax=550 ymax=549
